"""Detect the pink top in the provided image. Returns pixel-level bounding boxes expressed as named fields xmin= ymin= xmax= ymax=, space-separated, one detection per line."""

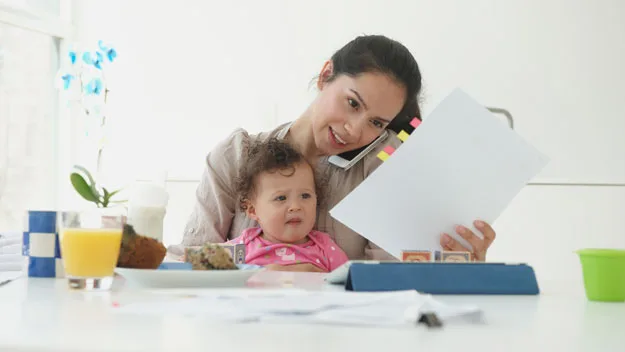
xmin=226 ymin=227 xmax=349 ymax=272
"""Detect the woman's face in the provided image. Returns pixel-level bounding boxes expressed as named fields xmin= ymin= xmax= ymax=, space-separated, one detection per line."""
xmin=309 ymin=62 xmax=406 ymax=156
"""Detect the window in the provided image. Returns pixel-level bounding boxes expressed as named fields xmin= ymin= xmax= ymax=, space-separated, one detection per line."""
xmin=0 ymin=0 xmax=69 ymax=231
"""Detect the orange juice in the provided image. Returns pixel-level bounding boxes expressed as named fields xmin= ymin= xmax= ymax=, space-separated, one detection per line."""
xmin=61 ymin=228 xmax=122 ymax=277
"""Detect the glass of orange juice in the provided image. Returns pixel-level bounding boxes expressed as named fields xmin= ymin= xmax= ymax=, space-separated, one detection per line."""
xmin=59 ymin=210 xmax=123 ymax=291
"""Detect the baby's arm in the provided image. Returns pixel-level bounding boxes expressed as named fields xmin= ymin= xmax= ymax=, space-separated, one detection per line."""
xmin=327 ymin=245 xmax=349 ymax=272
xmin=310 ymin=231 xmax=349 ymax=271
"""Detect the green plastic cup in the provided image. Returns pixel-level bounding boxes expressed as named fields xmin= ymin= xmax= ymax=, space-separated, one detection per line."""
xmin=576 ymin=249 xmax=625 ymax=302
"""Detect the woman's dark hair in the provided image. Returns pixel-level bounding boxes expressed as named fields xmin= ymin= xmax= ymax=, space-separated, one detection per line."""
xmin=235 ymin=138 xmax=325 ymax=211
xmin=323 ymin=35 xmax=423 ymax=161
xmin=323 ymin=34 xmax=423 ymax=132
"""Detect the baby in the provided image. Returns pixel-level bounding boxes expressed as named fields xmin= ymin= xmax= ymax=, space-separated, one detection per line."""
xmin=226 ymin=138 xmax=348 ymax=272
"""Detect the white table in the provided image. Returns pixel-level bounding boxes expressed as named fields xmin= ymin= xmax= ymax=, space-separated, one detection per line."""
xmin=0 ymin=271 xmax=623 ymax=352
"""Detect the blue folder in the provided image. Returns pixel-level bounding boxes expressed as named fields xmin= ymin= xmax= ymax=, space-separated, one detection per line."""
xmin=345 ymin=262 xmax=540 ymax=295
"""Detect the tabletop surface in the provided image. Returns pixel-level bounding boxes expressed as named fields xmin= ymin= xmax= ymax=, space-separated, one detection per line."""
xmin=0 ymin=271 xmax=623 ymax=352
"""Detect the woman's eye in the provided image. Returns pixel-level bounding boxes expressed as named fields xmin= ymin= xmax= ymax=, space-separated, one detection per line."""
xmin=301 ymin=193 xmax=312 ymax=199
xmin=371 ymin=119 xmax=384 ymax=129
xmin=274 ymin=195 xmax=286 ymax=201
xmin=348 ymin=98 xmax=359 ymax=110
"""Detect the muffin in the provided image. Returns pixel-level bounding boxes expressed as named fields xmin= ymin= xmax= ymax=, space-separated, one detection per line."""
xmin=117 ymin=224 xmax=167 ymax=269
xmin=185 ymin=243 xmax=238 ymax=270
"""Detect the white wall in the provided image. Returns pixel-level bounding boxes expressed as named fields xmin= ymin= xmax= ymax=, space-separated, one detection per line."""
xmin=0 ymin=1 xmax=68 ymax=231
xmin=71 ymin=0 xmax=625 ymax=285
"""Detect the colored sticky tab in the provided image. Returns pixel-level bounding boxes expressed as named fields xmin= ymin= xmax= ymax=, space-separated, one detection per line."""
xmin=410 ymin=117 xmax=421 ymax=128
xmin=397 ymin=130 xmax=409 ymax=142
xmin=377 ymin=151 xmax=390 ymax=161
xmin=383 ymin=145 xmax=396 ymax=155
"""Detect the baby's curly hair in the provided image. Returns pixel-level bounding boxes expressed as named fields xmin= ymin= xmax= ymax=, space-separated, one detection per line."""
xmin=235 ymin=138 xmax=325 ymax=212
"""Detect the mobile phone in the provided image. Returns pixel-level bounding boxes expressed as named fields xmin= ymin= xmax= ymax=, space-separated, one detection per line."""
xmin=328 ymin=129 xmax=389 ymax=170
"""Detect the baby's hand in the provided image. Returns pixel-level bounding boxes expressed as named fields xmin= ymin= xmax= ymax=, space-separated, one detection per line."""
xmin=265 ymin=263 xmax=326 ymax=273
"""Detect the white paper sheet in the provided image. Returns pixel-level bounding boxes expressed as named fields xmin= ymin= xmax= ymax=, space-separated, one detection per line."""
xmin=0 ymin=271 xmax=22 ymax=282
xmin=114 ymin=289 xmax=482 ymax=327
xmin=330 ymin=88 xmax=549 ymax=257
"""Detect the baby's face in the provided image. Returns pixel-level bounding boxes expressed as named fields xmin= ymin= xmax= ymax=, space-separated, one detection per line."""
xmin=247 ymin=162 xmax=317 ymax=244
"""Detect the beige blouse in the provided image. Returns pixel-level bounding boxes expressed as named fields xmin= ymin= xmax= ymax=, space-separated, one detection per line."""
xmin=168 ymin=122 xmax=402 ymax=261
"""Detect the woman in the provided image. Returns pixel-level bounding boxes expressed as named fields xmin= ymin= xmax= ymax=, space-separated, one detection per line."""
xmin=169 ymin=35 xmax=496 ymax=266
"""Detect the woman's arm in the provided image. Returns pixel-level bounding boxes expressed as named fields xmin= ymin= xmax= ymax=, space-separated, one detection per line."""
xmin=167 ymin=129 xmax=251 ymax=257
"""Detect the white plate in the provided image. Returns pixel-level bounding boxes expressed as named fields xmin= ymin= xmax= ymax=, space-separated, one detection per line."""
xmin=115 ymin=266 xmax=264 ymax=289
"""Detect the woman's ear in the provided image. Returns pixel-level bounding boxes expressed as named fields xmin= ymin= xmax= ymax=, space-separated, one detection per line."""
xmin=317 ymin=60 xmax=334 ymax=90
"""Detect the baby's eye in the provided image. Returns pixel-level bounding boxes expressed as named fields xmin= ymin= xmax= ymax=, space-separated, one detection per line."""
xmin=348 ymin=98 xmax=359 ymax=110
xmin=371 ymin=119 xmax=385 ymax=129
xmin=301 ymin=193 xmax=312 ymax=199
xmin=274 ymin=195 xmax=287 ymax=201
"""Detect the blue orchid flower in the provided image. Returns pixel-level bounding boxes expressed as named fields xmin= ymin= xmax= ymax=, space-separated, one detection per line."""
xmin=84 ymin=78 xmax=103 ymax=95
xmin=61 ymin=74 xmax=74 ymax=90
xmin=97 ymin=40 xmax=118 ymax=62
xmin=106 ymin=48 xmax=117 ymax=62
xmin=94 ymin=52 xmax=103 ymax=69
xmin=82 ymin=52 xmax=102 ymax=69
xmin=82 ymin=52 xmax=93 ymax=65
xmin=68 ymin=51 xmax=77 ymax=64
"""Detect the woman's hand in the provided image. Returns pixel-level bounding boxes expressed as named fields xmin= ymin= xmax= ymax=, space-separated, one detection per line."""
xmin=440 ymin=220 xmax=496 ymax=261
xmin=264 ymin=263 xmax=327 ymax=273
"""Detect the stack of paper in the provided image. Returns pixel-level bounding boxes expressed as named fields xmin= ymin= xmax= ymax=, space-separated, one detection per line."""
xmin=114 ymin=289 xmax=483 ymax=327
xmin=330 ymin=88 xmax=549 ymax=256
xmin=0 ymin=232 xmax=23 ymax=272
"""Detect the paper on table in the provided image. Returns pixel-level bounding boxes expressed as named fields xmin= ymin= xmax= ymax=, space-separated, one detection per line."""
xmin=312 ymin=295 xmax=483 ymax=327
xmin=0 ymin=245 xmax=21 ymax=255
xmin=0 ymin=236 xmax=20 ymax=248
xmin=114 ymin=289 xmax=482 ymax=327
xmin=0 ymin=262 xmax=23 ymax=272
xmin=330 ymin=88 xmax=549 ymax=257
xmin=0 ymin=254 xmax=22 ymax=263
xmin=116 ymin=289 xmax=412 ymax=317
xmin=0 ymin=271 xmax=22 ymax=283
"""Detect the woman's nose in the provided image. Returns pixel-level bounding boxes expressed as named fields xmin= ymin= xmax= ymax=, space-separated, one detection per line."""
xmin=344 ymin=118 xmax=365 ymax=142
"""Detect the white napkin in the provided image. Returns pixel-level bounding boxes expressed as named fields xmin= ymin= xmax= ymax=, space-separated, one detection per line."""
xmin=0 ymin=236 xmax=21 ymax=248
xmin=0 ymin=254 xmax=22 ymax=263
xmin=0 ymin=232 xmax=21 ymax=239
xmin=0 ymin=232 xmax=22 ymax=258
xmin=0 ymin=261 xmax=23 ymax=272
xmin=0 ymin=251 xmax=25 ymax=272
xmin=0 ymin=244 xmax=20 ymax=255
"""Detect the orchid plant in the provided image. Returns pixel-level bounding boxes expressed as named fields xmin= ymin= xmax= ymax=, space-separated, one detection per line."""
xmin=56 ymin=41 xmax=124 ymax=208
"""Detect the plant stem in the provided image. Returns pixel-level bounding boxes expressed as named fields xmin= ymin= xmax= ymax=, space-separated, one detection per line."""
xmin=95 ymin=88 xmax=109 ymax=178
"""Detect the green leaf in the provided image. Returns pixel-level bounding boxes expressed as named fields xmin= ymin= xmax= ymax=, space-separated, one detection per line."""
xmin=70 ymin=173 xmax=101 ymax=204
xmin=111 ymin=189 xmax=121 ymax=197
xmin=73 ymin=165 xmax=95 ymax=185
xmin=101 ymin=189 xmax=110 ymax=208
xmin=107 ymin=189 xmax=122 ymax=198
xmin=73 ymin=165 xmax=100 ymax=198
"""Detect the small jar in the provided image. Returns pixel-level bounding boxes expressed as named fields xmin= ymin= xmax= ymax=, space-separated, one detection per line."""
xmin=126 ymin=183 xmax=168 ymax=242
